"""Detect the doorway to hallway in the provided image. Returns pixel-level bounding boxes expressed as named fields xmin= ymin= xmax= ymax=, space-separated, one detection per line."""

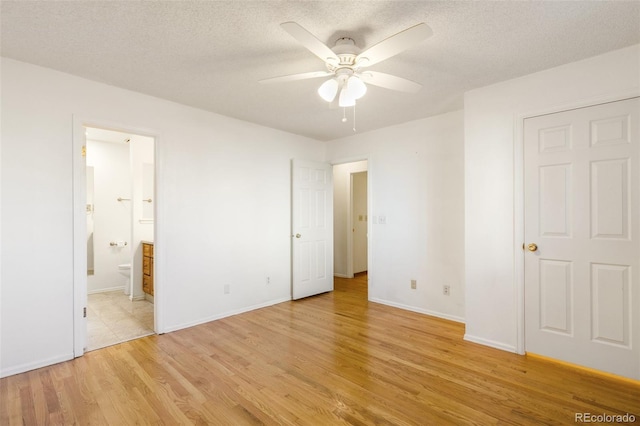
xmin=333 ymin=160 xmax=369 ymax=282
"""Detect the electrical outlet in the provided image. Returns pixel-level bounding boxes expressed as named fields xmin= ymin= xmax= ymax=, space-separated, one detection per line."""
xmin=443 ymin=285 xmax=450 ymax=296
xmin=266 ymin=276 xmax=271 ymax=285
xmin=224 ymin=284 xmax=230 ymax=294
xmin=411 ymin=279 xmax=417 ymax=290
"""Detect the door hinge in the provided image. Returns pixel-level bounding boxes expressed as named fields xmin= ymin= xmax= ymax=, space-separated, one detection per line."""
xmin=82 ymin=146 xmax=86 ymax=158
xmin=83 ymin=307 xmax=87 ymax=318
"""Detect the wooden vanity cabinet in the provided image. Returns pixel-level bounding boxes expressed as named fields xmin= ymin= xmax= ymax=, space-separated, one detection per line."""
xmin=142 ymin=242 xmax=154 ymax=296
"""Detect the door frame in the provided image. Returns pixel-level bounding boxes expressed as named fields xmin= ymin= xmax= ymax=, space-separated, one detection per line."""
xmin=331 ymin=156 xmax=372 ymax=294
xmin=72 ymin=116 xmax=163 ymax=356
xmin=514 ymin=89 xmax=640 ymax=356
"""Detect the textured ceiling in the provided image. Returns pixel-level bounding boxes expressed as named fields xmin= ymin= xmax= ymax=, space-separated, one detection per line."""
xmin=2 ymin=1 xmax=639 ymax=141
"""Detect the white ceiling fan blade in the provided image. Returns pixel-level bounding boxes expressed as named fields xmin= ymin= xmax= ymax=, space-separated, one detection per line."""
xmin=259 ymin=71 xmax=333 ymax=84
xmin=359 ymin=71 xmax=422 ymax=93
xmin=281 ymin=22 xmax=340 ymax=64
xmin=356 ymin=23 xmax=432 ymax=68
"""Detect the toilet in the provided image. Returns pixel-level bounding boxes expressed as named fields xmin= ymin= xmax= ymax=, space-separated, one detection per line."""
xmin=118 ymin=263 xmax=131 ymax=295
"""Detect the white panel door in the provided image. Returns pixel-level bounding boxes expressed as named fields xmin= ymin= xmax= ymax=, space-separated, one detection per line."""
xmin=292 ymin=160 xmax=334 ymax=300
xmin=524 ymin=97 xmax=640 ymax=379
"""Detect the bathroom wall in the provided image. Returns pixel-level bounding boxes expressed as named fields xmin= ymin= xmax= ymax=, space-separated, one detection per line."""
xmin=86 ymin=139 xmax=131 ymax=294
xmin=130 ymin=135 xmax=155 ymax=300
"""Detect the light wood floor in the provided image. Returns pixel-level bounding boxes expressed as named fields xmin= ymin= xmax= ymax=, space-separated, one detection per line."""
xmin=2 ymin=274 xmax=638 ymax=425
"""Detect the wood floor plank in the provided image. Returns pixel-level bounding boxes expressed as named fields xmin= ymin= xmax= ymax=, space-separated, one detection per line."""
xmin=1 ymin=274 xmax=639 ymax=424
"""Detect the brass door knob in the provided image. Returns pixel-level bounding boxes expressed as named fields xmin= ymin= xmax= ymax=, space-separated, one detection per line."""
xmin=527 ymin=243 xmax=538 ymax=252
xmin=295 ymin=233 xmax=301 ymax=239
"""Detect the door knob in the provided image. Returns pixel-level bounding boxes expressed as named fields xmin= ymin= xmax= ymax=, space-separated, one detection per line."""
xmin=295 ymin=233 xmax=301 ymax=239
xmin=527 ymin=243 xmax=538 ymax=252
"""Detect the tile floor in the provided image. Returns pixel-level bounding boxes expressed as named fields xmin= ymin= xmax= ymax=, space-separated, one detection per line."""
xmin=87 ymin=291 xmax=154 ymax=351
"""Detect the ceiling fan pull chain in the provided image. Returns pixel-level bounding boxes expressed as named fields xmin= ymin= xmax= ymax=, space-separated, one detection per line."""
xmin=353 ymin=104 xmax=356 ymax=132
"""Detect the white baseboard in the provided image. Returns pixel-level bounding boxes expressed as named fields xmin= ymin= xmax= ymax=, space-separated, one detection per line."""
xmin=463 ymin=334 xmax=517 ymax=353
xmin=163 ymin=296 xmax=292 ymax=334
xmin=88 ymin=286 xmax=125 ymax=295
xmin=369 ymin=297 xmax=465 ymax=324
xmin=333 ymin=273 xmax=350 ymax=278
xmin=0 ymin=353 xmax=74 ymax=379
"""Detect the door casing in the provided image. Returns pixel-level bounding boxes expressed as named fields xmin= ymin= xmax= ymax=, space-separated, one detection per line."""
xmin=72 ymin=116 xmax=162 ymax=357
xmin=331 ymin=156 xmax=372 ymax=295
xmin=514 ymin=89 xmax=640 ymax=356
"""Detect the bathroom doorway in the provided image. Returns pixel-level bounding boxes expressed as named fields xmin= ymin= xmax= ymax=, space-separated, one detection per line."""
xmin=84 ymin=126 xmax=156 ymax=351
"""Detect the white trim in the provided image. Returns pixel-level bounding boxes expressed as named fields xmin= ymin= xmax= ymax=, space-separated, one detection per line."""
xmin=513 ymin=89 xmax=640 ymax=356
xmin=330 ymin=155 xmax=370 ymax=167
xmin=370 ymin=297 xmax=465 ymax=324
xmin=367 ymin=159 xmax=372 ymax=292
xmin=0 ymin=89 xmax=2 ymax=380
xmin=153 ymin=129 xmax=164 ymax=334
xmin=163 ymin=296 xmax=291 ymax=333
xmin=333 ymin=273 xmax=350 ymax=278
xmin=0 ymin=353 xmax=74 ymax=379
xmin=463 ymin=334 xmax=517 ymax=353
xmin=514 ymin=112 xmax=526 ymax=355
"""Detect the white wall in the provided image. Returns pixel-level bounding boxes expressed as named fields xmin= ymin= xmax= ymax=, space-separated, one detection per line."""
xmin=326 ymin=110 xmax=465 ymax=322
xmin=333 ymin=160 xmax=368 ymax=278
xmin=86 ymin=139 xmax=131 ymax=293
xmin=0 ymin=58 xmax=324 ymax=377
xmin=464 ymin=44 xmax=640 ymax=352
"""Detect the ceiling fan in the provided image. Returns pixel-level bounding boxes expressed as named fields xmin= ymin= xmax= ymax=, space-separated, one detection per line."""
xmin=260 ymin=22 xmax=433 ymax=108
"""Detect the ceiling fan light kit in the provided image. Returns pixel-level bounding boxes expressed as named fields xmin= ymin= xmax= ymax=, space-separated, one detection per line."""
xmin=260 ymin=21 xmax=433 ymax=128
xmin=338 ymin=84 xmax=356 ymax=108
xmin=317 ymin=78 xmax=339 ymax=102
xmin=345 ymin=75 xmax=367 ymax=100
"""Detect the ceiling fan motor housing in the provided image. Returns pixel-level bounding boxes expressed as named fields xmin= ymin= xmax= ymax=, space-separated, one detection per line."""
xmin=326 ymin=37 xmax=361 ymax=71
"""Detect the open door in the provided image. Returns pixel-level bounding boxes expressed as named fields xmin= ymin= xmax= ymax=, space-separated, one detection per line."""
xmin=292 ymin=159 xmax=333 ymax=300
xmin=72 ymin=117 xmax=88 ymax=357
